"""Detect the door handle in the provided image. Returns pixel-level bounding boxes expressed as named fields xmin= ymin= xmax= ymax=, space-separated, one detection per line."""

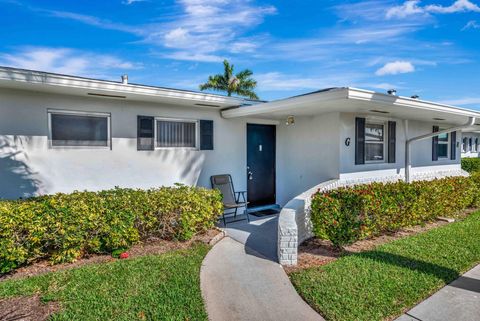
xmin=248 ymin=171 xmax=253 ymax=180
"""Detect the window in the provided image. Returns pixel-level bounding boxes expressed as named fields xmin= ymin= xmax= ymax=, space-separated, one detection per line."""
xmin=48 ymin=110 xmax=110 ymax=148
xmin=437 ymin=131 xmax=449 ymax=158
xmin=476 ymin=138 xmax=479 ymax=152
xmin=463 ymin=137 xmax=468 ymax=153
xmin=365 ymin=122 xmax=386 ymax=162
xmin=469 ymin=137 xmax=473 ymax=152
xmin=155 ymin=118 xmax=198 ymax=148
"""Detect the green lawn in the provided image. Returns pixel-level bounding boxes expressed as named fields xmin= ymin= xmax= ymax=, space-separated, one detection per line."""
xmin=0 ymin=243 xmax=210 ymax=321
xmin=290 ymin=211 xmax=480 ymax=321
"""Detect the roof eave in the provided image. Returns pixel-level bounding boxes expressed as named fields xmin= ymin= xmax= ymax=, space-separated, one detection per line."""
xmin=0 ymin=66 xmax=248 ymax=107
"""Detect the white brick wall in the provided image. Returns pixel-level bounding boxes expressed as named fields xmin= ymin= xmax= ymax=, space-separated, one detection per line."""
xmin=277 ymin=169 xmax=469 ymax=265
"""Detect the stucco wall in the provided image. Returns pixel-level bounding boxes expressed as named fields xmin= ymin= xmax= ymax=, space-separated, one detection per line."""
xmin=338 ymin=113 xmax=461 ymax=179
xmin=275 ymin=112 xmax=340 ymax=206
xmin=0 ymin=88 xmax=252 ymax=199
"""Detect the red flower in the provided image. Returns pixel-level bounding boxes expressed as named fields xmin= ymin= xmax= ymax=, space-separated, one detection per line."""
xmin=119 ymin=252 xmax=129 ymax=259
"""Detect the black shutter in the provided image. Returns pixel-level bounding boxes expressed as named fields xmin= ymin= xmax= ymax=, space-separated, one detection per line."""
xmin=432 ymin=126 xmax=439 ymax=161
xmin=388 ymin=121 xmax=396 ymax=163
xmin=450 ymin=130 xmax=456 ymax=160
xmin=355 ymin=117 xmax=365 ymax=165
xmin=137 ymin=116 xmax=154 ymax=150
xmin=200 ymin=120 xmax=214 ymax=150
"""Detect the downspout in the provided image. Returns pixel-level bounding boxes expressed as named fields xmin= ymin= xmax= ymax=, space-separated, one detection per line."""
xmin=405 ymin=117 xmax=475 ymax=183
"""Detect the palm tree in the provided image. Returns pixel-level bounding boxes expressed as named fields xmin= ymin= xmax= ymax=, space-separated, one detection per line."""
xmin=199 ymin=60 xmax=259 ymax=100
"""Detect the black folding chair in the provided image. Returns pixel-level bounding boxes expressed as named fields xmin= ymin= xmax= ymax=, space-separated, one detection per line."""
xmin=210 ymin=174 xmax=249 ymax=226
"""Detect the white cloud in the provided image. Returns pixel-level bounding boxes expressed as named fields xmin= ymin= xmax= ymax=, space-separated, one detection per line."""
xmin=387 ymin=0 xmax=480 ymax=19
xmin=0 ymin=47 xmax=142 ymax=78
xmin=46 ymin=10 xmax=142 ymax=34
xmin=122 ymin=0 xmax=146 ymax=4
xmin=462 ymin=20 xmax=480 ymax=30
xmin=152 ymin=0 xmax=276 ymax=59
xmin=34 ymin=0 xmax=276 ymax=62
xmin=386 ymin=1 xmax=424 ymax=19
xmin=255 ymin=71 xmax=365 ymax=91
xmin=439 ymin=97 xmax=480 ymax=106
xmin=426 ymin=0 xmax=480 ymax=13
xmin=162 ymin=51 xmax=224 ymax=63
xmin=375 ymin=61 xmax=415 ymax=75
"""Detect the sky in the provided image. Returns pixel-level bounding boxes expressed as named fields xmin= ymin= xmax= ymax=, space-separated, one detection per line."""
xmin=0 ymin=0 xmax=480 ymax=107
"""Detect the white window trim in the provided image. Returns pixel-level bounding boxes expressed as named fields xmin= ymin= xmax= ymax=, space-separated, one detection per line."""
xmin=365 ymin=120 xmax=388 ymax=164
xmin=437 ymin=129 xmax=449 ymax=159
xmin=47 ymin=109 xmax=111 ymax=150
xmin=154 ymin=117 xmax=199 ymax=150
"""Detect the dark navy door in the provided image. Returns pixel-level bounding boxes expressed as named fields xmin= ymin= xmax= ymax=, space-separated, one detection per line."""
xmin=247 ymin=124 xmax=276 ymax=207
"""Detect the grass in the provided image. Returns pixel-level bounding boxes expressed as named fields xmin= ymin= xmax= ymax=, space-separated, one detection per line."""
xmin=290 ymin=211 xmax=480 ymax=321
xmin=0 ymin=243 xmax=210 ymax=321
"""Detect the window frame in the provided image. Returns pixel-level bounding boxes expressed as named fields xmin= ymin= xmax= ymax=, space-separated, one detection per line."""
xmin=436 ymin=129 xmax=450 ymax=159
xmin=47 ymin=109 xmax=111 ymax=150
xmin=364 ymin=120 xmax=388 ymax=164
xmin=154 ymin=117 xmax=200 ymax=150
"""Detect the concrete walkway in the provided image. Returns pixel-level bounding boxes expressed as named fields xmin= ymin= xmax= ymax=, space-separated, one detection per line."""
xmin=396 ymin=264 xmax=480 ymax=321
xmin=201 ymin=215 xmax=323 ymax=321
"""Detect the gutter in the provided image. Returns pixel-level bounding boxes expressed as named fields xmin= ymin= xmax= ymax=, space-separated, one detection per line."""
xmin=405 ymin=117 xmax=475 ymax=182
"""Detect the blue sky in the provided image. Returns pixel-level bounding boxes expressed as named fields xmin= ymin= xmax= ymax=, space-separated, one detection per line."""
xmin=1 ymin=0 xmax=480 ymax=107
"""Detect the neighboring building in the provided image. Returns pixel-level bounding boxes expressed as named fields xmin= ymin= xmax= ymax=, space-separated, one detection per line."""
xmin=461 ymin=131 xmax=480 ymax=158
xmin=1 ymin=66 xmax=479 ymax=211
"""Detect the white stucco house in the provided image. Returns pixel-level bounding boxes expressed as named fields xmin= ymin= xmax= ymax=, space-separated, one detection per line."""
xmin=461 ymin=131 xmax=480 ymax=158
xmin=2 ymin=66 xmax=480 ymax=264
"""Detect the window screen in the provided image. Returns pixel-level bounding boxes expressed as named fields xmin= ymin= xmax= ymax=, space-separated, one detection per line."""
xmin=365 ymin=123 xmax=385 ymax=162
xmin=437 ymin=132 xmax=449 ymax=158
xmin=50 ymin=112 xmax=109 ymax=147
xmin=156 ymin=120 xmax=197 ymax=148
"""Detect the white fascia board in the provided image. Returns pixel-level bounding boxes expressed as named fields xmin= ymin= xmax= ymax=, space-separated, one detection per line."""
xmin=347 ymin=87 xmax=480 ymax=118
xmin=221 ymin=88 xmax=348 ymax=118
xmin=0 ymin=67 xmax=245 ymax=106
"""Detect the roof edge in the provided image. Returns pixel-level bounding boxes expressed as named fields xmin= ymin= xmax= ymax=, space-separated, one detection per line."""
xmin=0 ymin=66 xmax=253 ymax=105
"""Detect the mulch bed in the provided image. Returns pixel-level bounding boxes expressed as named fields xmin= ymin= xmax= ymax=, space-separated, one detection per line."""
xmin=284 ymin=220 xmax=452 ymax=274
xmin=1 ymin=228 xmax=222 ymax=282
xmin=0 ymin=295 xmax=60 ymax=321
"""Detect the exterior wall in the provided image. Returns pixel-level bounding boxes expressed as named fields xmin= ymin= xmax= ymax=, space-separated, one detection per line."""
xmin=0 ymin=88 xmax=253 ymax=199
xmin=461 ymin=132 xmax=480 ymax=158
xmin=338 ymin=112 xmax=461 ymax=180
xmin=275 ymin=112 xmax=340 ymax=206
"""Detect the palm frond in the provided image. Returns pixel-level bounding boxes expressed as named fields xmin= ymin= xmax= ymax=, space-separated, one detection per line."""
xmin=199 ymin=60 xmax=260 ymax=99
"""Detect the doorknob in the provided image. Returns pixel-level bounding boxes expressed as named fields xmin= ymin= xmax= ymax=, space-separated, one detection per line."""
xmin=248 ymin=171 xmax=253 ymax=180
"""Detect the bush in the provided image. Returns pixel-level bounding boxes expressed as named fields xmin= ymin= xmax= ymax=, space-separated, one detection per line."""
xmin=461 ymin=158 xmax=480 ymax=173
xmin=311 ymin=176 xmax=479 ymax=248
xmin=0 ymin=185 xmax=223 ymax=273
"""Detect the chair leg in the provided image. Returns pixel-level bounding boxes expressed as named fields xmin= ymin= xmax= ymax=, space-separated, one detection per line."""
xmin=223 ymin=213 xmax=227 ymax=226
xmin=245 ymin=207 xmax=250 ymax=222
xmin=234 ymin=207 xmax=238 ymax=218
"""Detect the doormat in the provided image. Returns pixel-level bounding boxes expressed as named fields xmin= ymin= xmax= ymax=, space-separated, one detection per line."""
xmin=249 ymin=208 xmax=280 ymax=217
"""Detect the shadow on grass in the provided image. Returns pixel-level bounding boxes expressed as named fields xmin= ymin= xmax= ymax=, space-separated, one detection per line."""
xmin=349 ymin=250 xmax=461 ymax=284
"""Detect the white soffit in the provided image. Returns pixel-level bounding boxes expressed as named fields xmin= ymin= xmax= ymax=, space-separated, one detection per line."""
xmin=222 ymin=87 xmax=480 ymax=125
xmin=0 ymin=66 xmax=248 ymax=108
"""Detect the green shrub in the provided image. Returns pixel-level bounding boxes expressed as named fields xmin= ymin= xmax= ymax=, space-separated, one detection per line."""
xmin=311 ymin=176 xmax=479 ymax=248
xmin=461 ymin=158 xmax=480 ymax=173
xmin=0 ymin=185 xmax=223 ymax=273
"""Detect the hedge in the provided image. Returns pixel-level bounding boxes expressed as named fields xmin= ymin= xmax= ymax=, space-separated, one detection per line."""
xmin=0 ymin=185 xmax=223 ymax=273
xmin=311 ymin=174 xmax=480 ymax=248
xmin=461 ymin=157 xmax=480 ymax=173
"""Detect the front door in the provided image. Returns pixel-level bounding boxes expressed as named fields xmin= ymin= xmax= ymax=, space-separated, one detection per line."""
xmin=247 ymin=124 xmax=276 ymax=207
